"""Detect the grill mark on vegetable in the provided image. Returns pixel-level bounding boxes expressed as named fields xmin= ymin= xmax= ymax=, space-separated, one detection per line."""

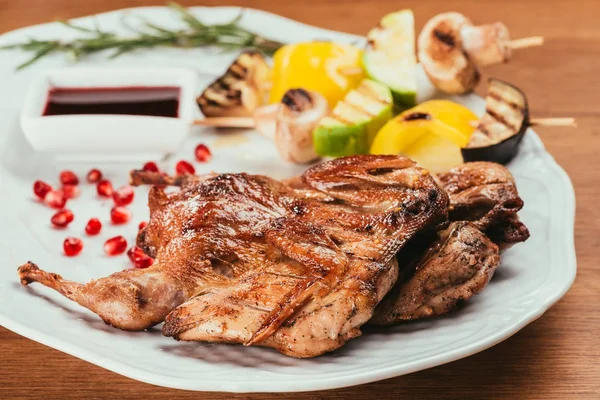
xmin=356 ymin=85 xmax=391 ymax=105
xmin=226 ymin=67 xmax=244 ymax=80
xmin=433 ymin=29 xmax=456 ymax=47
xmin=341 ymin=102 xmax=377 ymax=118
xmin=403 ymin=112 xmax=432 ymax=121
xmin=488 ymin=91 xmax=524 ymax=111
xmin=282 ymin=89 xmax=313 ymax=112
xmin=486 ymin=108 xmax=519 ymax=132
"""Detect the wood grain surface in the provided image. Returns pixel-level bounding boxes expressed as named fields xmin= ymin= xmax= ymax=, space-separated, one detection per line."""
xmin=1 ymin=1 xmax=599 ymax=399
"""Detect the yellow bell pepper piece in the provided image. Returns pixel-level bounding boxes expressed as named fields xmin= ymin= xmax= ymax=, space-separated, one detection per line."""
xmin=370 ymin=100 xmax=479 ymax=173
xmin=269 ymin=42 xmax=365 ymax=108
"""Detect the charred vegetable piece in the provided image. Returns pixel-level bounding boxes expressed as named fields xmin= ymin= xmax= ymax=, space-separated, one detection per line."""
xmin=254 ymin=89 xmax=328 ymax=164
xmin=269 ymin=42 xmax=365 ymax=109
xmin=197 ymin=50 xmax=270 ymax=117
xmin=370 ymin=100 xmax=478 ymax=173
xmin=313 ymin=79 xmax=392 ymax=157
xmin=418 ymin=12 xmax=480 ymax=94
xmin=462 ymin=79 xmax=529 ymax=164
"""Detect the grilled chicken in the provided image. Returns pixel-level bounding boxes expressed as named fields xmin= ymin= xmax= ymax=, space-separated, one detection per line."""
xmin=162 ymin=156 xmax=448 ymax=357
xmin=371 ymin=221 xmax=500 ymax=324
xmin=18 ymin=155 xmax=448 ymax=358
xmin=197 ymin=50 xmax=270 ymax=118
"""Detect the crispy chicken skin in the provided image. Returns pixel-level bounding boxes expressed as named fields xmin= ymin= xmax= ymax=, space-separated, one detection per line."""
xmin=438 ymin=162 xmax=530 ymax=248
xmin=371 ymin=221 xmax=500 ymax=325
xmin=18 ymin=155 xmax=448 ymax=358
xmin=162 ymin=156 xmax=449 ymax=357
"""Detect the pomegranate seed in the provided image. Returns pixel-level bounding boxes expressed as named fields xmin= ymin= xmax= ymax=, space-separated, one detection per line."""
xmin=104 ymin=236 xmax=127 ymax=256
xmin=175 ymin=160 xmax=195 ymax=175
xmin=62 ymin=184 xmax=81 ymax=199
xmin=111 ymin=206 xmax=131 ymax=225
xmin=33 ymin=180 xmax=52 ymax=200
xmin=127 ymin=246 xmax=154 ymax=269
xmin=113 ymin=185 xmax=134 ymax=206
xmin=195 ymin=143 xmax=212 ymax=163
xmin=96 ymin=179 xmax=113 ymax=197
xmin=51 ymin=209 xmax=74 ymax=228
xmin=138 ymin=221 xmax=148 ymax=231
xmin=142 ymin=161 xmax=160 ymax=173
xmin=45 ymin=190 xmax=66 ymax=209
xmin=86 ymin=168 xmax=103 ymax=183
xmin=85 ymin=218 xmax=102 ymax=235
xmin=63 ymin=237 xmax=83 ymax=257
xmin=60 ymin=170 xmax=79 ymax=186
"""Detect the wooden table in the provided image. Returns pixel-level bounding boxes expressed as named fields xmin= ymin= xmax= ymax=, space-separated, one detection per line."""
xmin=1 ymin=1 xmax=598 ymax=398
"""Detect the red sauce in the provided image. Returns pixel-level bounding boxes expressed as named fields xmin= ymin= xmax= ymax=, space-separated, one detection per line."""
xmin=42 ymin=86 xmax=181 ymax=118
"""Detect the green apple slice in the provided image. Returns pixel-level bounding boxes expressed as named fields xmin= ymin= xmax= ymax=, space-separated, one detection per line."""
xmin=313 ymin=79 xmax=392 ymax=157
xmin=363 ymin=9 xmax=417 ymax=111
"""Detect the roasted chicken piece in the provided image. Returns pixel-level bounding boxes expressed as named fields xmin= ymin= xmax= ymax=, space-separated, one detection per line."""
xmin=371 ymin=221 xmax=500 ymax=325
xmin=437 ymin=161 xmax=529 ymax=249
xmin=162 ymin=156 xmax=449 ymax=357
xmin=18 ymin=155 xmax=448 ymax=358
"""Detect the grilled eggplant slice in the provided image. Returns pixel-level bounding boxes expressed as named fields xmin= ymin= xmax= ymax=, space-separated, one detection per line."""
xmin=197 ymin=50 xmax=270 ymax=118
xmin=462 ymin=79 xmax=529 ymax=164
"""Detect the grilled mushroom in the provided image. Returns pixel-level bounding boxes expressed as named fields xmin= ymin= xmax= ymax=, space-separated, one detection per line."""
xmin=255 ymin=89 xmax=328 ymax=164
xmin=460 ymin=22 xmax=511 ymax=67
xmin=418 ymin=12 xmax=480 ymax=94
xmin=462 ymin=78 xmax=529 ymax=164
xmin=197 ymin=50 xmax=270 ymax=118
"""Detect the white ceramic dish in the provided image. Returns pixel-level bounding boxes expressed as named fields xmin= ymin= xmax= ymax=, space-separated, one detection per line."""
xmin=20 ymin=67 xmax=199 ymax=162
xmin=0 ymin=6 xmax=576 ymax=393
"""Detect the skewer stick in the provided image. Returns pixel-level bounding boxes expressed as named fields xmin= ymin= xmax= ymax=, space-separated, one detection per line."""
xmin=194 ymin=117 xmax=255 ymax=128
xmin=470 ymin=117 xmax=576 ymax=128
xmin=529 ymin=117 xmax=576 ymax=127
xmin=508 ymin=36 xmax=544 ymax=49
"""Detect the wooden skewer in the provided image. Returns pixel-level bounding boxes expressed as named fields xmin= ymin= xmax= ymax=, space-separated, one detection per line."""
xmin=508 ymin=36 xmax=544 ymax=49
xmin=194 ymin=117 xmax=255 ymax=128
xmin=529 ymin=117 xmax=576 ymax=127
xmin=470 ymin=117 xmax=576 ymax=128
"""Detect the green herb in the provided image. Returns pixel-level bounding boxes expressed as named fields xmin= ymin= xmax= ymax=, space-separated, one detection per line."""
xmin=0 ymin=2 xmax=284 ymax=70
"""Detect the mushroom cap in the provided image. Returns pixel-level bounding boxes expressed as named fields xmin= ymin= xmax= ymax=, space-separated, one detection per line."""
xmin=461 ymin=22 xmax=511 ymax=67
xmin=418 ymin=12 xmax=480 ymax=94
xmin=274 ymin=89 xmax=327 ymax=164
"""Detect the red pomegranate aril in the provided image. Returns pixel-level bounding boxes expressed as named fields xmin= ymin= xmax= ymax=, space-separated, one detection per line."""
xmin=86 ymin=168 xmax=103 ymax=183
xmin=142 ymin=161 xmax=160 ymax=173
xmin=33 ymin=180 xmax=52 ymax=200
xmin=51 ymin=209 xmax=74 ymax=228
xmin=104 ymin=236 xmax=127 ymax=256
xmin=62 ymin=184 xmax=81 ymax=199
xmin=113 ymin=185 xmax=135 ymax=206
xmin=85 ymin=218 xmax=102 ymax=235
xmin=59 ymin=170 xmax=79 ymax=186
xmin=195 ymin=143 xmax=212 ymax=163
xmin=45 ymin=190 xmax=67 ymax=209
xmin=127 ymin=246 xmax=154 ymax=269
xmin=175 ymin=160 xmax=195 ymax=175
xmin=138 ymin=221 xmax=148 ymax=231
xmin=110 ymin=206 xmax=131 ymax=225
xmin=96 ymin=179 xmax=113 ymax=197
xmin=63 ymin=237 xmax=83 ymax=256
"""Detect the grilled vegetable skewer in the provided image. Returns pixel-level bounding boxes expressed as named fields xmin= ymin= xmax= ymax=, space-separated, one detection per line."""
xmin=197 ymin=50 xmax=270 ymax=118
xmin=196 ymin=89 xmax=329 ymax=164
xmin=418 ymin=12 xmax=544 ymax=94
xmin=462 ymin=78 xmax=576 ymax=165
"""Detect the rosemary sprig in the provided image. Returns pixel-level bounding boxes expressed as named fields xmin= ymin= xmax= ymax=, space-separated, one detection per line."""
xmin=0 ymin=2 xmax=284 ymax=70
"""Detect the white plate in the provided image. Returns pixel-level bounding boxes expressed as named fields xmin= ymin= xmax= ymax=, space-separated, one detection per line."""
xmin=0 ymin=6 xmax=576 ymax=393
